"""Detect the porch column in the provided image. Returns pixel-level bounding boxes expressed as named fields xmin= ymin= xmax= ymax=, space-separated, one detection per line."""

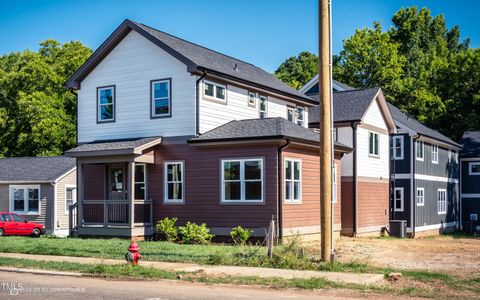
xmin=128 ymin=161 xmax=135 ymax=229
xmin=77 ymin=162 xmax=84 ymax=226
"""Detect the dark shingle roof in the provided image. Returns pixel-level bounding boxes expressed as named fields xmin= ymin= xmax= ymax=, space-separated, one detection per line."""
xmin=333 ymin=80 xmax=355 ymax=91
xmin=388 ymin=103 xmax=461 ymax=148
xmin=189 ymin=117 xmax=351 ymax=151
xmin=308 ymin=88 xmax=381 ymax=124
xmin=460 ymin=131 xmax=480 ymax=157
xmin=66 ymin=136 xmax=162 ymax=155
xmin=0 ymin=156 xmax=76 ymax=182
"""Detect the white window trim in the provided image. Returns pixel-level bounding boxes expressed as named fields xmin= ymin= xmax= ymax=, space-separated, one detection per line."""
xmin=151 ymin=79 xmax=171 ymax=118
xmin=416 ymin=141 xmax=424 ymax=161
xmin=437 ymin=189 xmax=447 ymax=215
xmin=259 ymin=95 xmax=268 ymax=118
xmin=9 ymin=185 xmax=41 ymax=215
xmin=97 ymin=86 xmax=115 ymax=122
xmin=135 ymin=163 xmax=147 ymax=200
xmin=221 ymin=158 xmax=264 ymax=204
xmin=392 ymin=135 xmax=404 ymax=160
xmin=431 ymin=144 xmax=439 ymax=164
xmin=248 ymin=91 xmax=256 ymax=107
xmin=284 ymin=158 xmax=302 ymax=204
xmin=203 ymin=80 xmax=227 ymax=102
xmin=416 ymin=187 xmax=425 ymax=207
xmin=296 ymin=107 xmax=305 ymax=127
xmin=164 ymin=161 xmax=185 ymax=204
xmin=394 ymin=187 xmax=404 ymax=212
xmin=369 ymin=131 xmax=380 ymax=157
xmin=469 ymin=162 xmax=480 ymax=175
xmin=64 ymin=184 xmax=77 ymax=215
xmin=287 ymin=106 xmax=295 ymax=122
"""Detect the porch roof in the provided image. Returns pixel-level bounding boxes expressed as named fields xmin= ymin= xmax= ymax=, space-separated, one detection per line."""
xmin=65 ymin=136 xmax=162 ymax=157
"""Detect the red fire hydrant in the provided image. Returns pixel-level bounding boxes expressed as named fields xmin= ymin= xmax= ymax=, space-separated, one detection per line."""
xmin=125 ymin=240 xmax=142 ymax=266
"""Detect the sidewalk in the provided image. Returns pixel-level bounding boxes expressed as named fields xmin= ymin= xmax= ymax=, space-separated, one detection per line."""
xmin=1 ymin=252 xmax=384 ymax=285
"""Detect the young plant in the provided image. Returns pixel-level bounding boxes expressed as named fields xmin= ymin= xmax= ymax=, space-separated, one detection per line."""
xmin=154 ymin=217 xmax=178 ymax=242
xmin=230 ymin=226 xmax=253 ymax=245
xmin=179 ymin=222 xmax=214 ymax=245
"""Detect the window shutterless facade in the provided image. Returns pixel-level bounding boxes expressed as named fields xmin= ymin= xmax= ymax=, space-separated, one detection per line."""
xmin=204 ymin=80 xmax=226 ymax=102
xmin=369 ymin=132 xmax=379 ymax=157
xmin=392 ymin=135 xmax=404 ymax=160
xmin=97 ymin=86 xmax=115 ymax=123
xmin=259 ymin=95 xmax=267 ymax=118
xmin=151 ymin=79 xmax=171 ymax=118
xmin=416 ymin=187 xmax=425 ymax=206
xmin=164 ymin=161 xmax=184 ymax=204
xmin=437 ymin=189 xmax=447 ymax=214
xmin=284 ymin=159 xmax=301 ymax=203
xmin=394 ymin=187 xmax=404 ymax=212
xmin=296 ymin=107 xmax=305 ymax=127
xmin=248 ymin=92 xmax=256 ymax=107
xmin=431 ymin=144 xmax=439 ymax=164
xmin=9 ymin=185 xmax=40 ymax=215
xmin=287 ymin=106 xmax=295 ymax=122
xmin=469 ymin=162 xmax=480 ymax=175
xmin=221 ymin=158 xmax=263 ymax=203
xmin=416 ymin=141 xmax=424 ymax=161
xmin=135 ymin=164 xmax=146 ymax=200
xmin=65 ymin=185 xmax=77 ymax=214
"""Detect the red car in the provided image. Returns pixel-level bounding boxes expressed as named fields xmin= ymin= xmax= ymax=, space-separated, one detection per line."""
xmin=0 ymin=212 xmax=45 ymax=237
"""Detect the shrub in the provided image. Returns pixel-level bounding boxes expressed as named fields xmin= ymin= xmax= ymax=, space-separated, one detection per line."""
xmin=179 ymin=222 xmax=214 ymax=245
xmin=154 ymin=217 xmax=178 ymax=242
xmin=230 ymin=226 xmax=253 ymax=245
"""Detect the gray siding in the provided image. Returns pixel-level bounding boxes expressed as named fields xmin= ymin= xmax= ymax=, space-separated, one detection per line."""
xmin=415 ymin=141 xmax=459 ymax=178
xmin=391 ymin=179 xmax=411 ymax=227
xmin=461 ymin=160 xmax=480 ymax=194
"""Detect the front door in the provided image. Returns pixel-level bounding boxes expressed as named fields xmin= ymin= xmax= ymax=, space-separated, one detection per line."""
xmin=109 ymin=164 xmax=126 ymax=200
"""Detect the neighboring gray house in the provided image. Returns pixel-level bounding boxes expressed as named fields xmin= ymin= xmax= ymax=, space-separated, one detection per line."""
xmin=0 ymin=156 xmax=76 ymax=236
xmin=459 ymin=131 xmax=480 ymax=232
xmin=388 ymin=104 xmax=461 ymax=236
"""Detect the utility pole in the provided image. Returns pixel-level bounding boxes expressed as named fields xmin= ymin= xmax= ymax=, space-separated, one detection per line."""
xmin=319 ymin=0 xmax=333 ymax=263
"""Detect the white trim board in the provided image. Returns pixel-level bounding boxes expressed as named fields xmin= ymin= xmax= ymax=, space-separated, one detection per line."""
xmin=415 ymin=222 xmax=457 ymax=232
xmin=393 ymin=173 xmax=459 ymax=183
xmin=461 ymin=193 xmax=480 ymax=199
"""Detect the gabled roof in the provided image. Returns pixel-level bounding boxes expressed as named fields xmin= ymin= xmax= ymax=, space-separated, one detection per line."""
xmin=299 ymin=75 xmax=355 ymax=94
xmin=65 ymin=19 xmax=314 ymax=105
xmin=388 ymin=103 xmax=461 ymax=148
xmin=459 ymin=131 xmax=480 ymax=157
xmin=65 ymin=136 xmax=162 ymax=157
xmin=189 ymin=117 xmax=351 ymax=152
xmin=0 ymin=156 xmax=76 ymax=183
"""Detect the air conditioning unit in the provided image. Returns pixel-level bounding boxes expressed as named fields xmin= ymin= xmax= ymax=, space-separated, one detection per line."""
xmin=389 ymin=220 xmax=407 ymax=238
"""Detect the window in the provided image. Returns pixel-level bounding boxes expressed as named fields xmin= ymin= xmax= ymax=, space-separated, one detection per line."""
xmin=416 ymin=188 xmax=425 ymax=206
xmin=369 ymin=132 xmax=379 ymax=157
xmin=248 ymin=92 xmax=256 ymax=107
xmin=222 ymin=158 xmax=263 ymax=203
xmin=296 ymin=107 xmax=305 ymax=126
xmin=469 ymin=162 xmax=480 ymax=175
xmin=97 ymin=86 xmax=115 ymax=122
xmin=164 ymin=161 xmax=184 ymax=204
xmin=392 ymin=136 xmax=404 ymax=160
xmin=204 ymin=80 xmax=226 ymax=101
xmin=9 ymin=185 xmax=40 ymax=214
xmin=431 ymin=145 xmax=439 ymax=164
xmin=437 ymin=189 xmax=447 ymax=214
xmin=416 ymin=141 xmax=424 ymax=161
xmin=11 ymin=214 xmax=25 ymax=222
xmin=151 ymin=79 xmax=171 ymax=118
xmin=135 ymin=164 xmax=146 ymax=200
xmin=65 ymin=186 xmax=77 ymax=214
xmin=448 ymin=149 xmax=452 ymax=162
xmin=285 ymin=159 xmax=301 ymax=203
xmin=259 ymin=95 xmax=267 ymax=118
xmin=394 ymin=187 xmax=404 ymax=212
xmin=470 ymin=214 xmax=478 ymax=221
xmin=332 ymin=164 xmax=337 ymax=204
xmin=0 ymin=213 xmax=11 ymax=222
xmin=287 ymin=107 xmax=295 ymax=122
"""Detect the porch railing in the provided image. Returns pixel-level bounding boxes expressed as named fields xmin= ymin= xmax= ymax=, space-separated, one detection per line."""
xmin=81 ymin=200 xmax=152 ymax=226
xmin=68 ymin=202 xmax=79 ymax=237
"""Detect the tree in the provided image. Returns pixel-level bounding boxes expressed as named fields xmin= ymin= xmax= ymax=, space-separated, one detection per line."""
xmin=274 ymin=51 xmax=318 ymax=89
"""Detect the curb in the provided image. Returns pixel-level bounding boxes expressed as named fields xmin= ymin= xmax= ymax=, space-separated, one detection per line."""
xmin=0 ymin=267 xmax=84 ymax=277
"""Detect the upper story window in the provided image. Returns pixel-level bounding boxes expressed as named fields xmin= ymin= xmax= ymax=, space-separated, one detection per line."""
xmin=431 ymin=145 xmax=439 ymax=164
xmin=204 ymin=80 xmax=226 ymax=102
xmin=416 ymin=141 xmax=424 ymax=161
xmin=285 ymin=159 xmax=302 ymax=203
xmin=9 ymin=185 xmax=40 ymax=215
xmin=259 ymin=95 xmax=267 ymax=118
xmin=296 ymin=107 xmax=305 ymax=126
xmin=369 ymin=132 xmax=379 ymax=157
xmin=97 ymin=86 xmax=115 ymax=123
xmin=437 ymin=189 xmax=447 ymax=214
xmin=151 ymin=79 xmax=171 ymax=118
xmin=248 ymin=92 xmax=256 ymax=107
xmin=286 ymin=106 xmax=305 ymax=127
xmin=392 ymin=135 xmax=404 ymax=160
xmin=287 ymin=106 xmax=295 ymax=122
xmin=221 ymin=158 xmax=263 ymax=203
xmin=469 ymin=162 xmax=480 ymax=175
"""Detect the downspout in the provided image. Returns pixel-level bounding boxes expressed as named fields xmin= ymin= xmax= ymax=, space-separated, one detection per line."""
xmin=352 ymin=122 xmax=358 ymax=236
xmin=195 ymin=70 xmax=207 ymax=137
xmin=68 ymin=88 xmax=78 ymax=145
xmin=412 ymin=134 xmax=420 ymax=238
xmin=277 ymin=139 xmax=290 ymax=240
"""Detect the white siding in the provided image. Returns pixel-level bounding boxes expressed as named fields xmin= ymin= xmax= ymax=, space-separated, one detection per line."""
xmin=337 ymin=126 xmax=353 ymax=177
xmin=356 ymin=127 xmax=390 ymax=179
xmin=199 ymin=82 xmax=308 ymax=133
xmin=77 ymin=31 xmax=196 ymax=143
xmin=362 ymin=98 xmax=387 ymax=130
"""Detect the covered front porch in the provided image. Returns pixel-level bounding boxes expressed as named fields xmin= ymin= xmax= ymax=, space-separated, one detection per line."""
xmin=66 ymin=137 xmax=162 ymax=237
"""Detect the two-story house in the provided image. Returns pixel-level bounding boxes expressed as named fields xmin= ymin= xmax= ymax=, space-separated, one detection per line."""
xmin=302 ymin=77 xmax=397 ymax=236
xmin=459 ymin=131 xmax=480 ymax=233
xmin=64 ymin=20 xmax=351 ymax=239
xmin=388 ymin=104 xmax=461 ymax=236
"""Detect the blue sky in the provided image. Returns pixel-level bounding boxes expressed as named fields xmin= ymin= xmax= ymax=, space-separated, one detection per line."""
xmin=0 ymin=0 xmax=478 ymax=72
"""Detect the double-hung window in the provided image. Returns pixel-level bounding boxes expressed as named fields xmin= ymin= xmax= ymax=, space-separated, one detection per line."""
xmin=204 ymin=80 xmax=226 ymax=101
xmin=222 ymin=158 xmax=263 ymax=203
xmin=65 ymin=186 xmax=77 ymax=214
xmin=259 ymin=95 xmax=267 ymax=118
xmin=394 ymin=187 xmax=404 ymax=212
xmin=284 ymin=159 xmax=301 ymax=203
xmin=369 ymin=132 xmax=379 ymax=157
xmin=248 ymin=92 xmax=256 ymax=107
xmin=9 ymin=185 xmax=40 ymax=215
xmin=469 ymin=162 xmax=480 ymax=175
xmin=431 ymin=145 xmax=439 ymax=164
xmin=416 ymin=141 xmax=424 ymax=161
xmin=164 ymin=161 xmax=184 ymax=204
xmin=151 ymin=79 xmax=171 ymax=118
xmin=416 ymin=188 xmax=425 ymax=206
xmin=296 ymin=107 xmax=305 ymax=126
xmin=135 ymin=164 xmax=146 ymax=200
xmin=287 ymin=106 xmax=295 ymax=122
xmin=437 ymin=189 xmax=447 ymax=214
xmin=97 ymin=86 xmax=115 ymax=122
xmin=392 ymin=136 xmax=404 ymax=160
